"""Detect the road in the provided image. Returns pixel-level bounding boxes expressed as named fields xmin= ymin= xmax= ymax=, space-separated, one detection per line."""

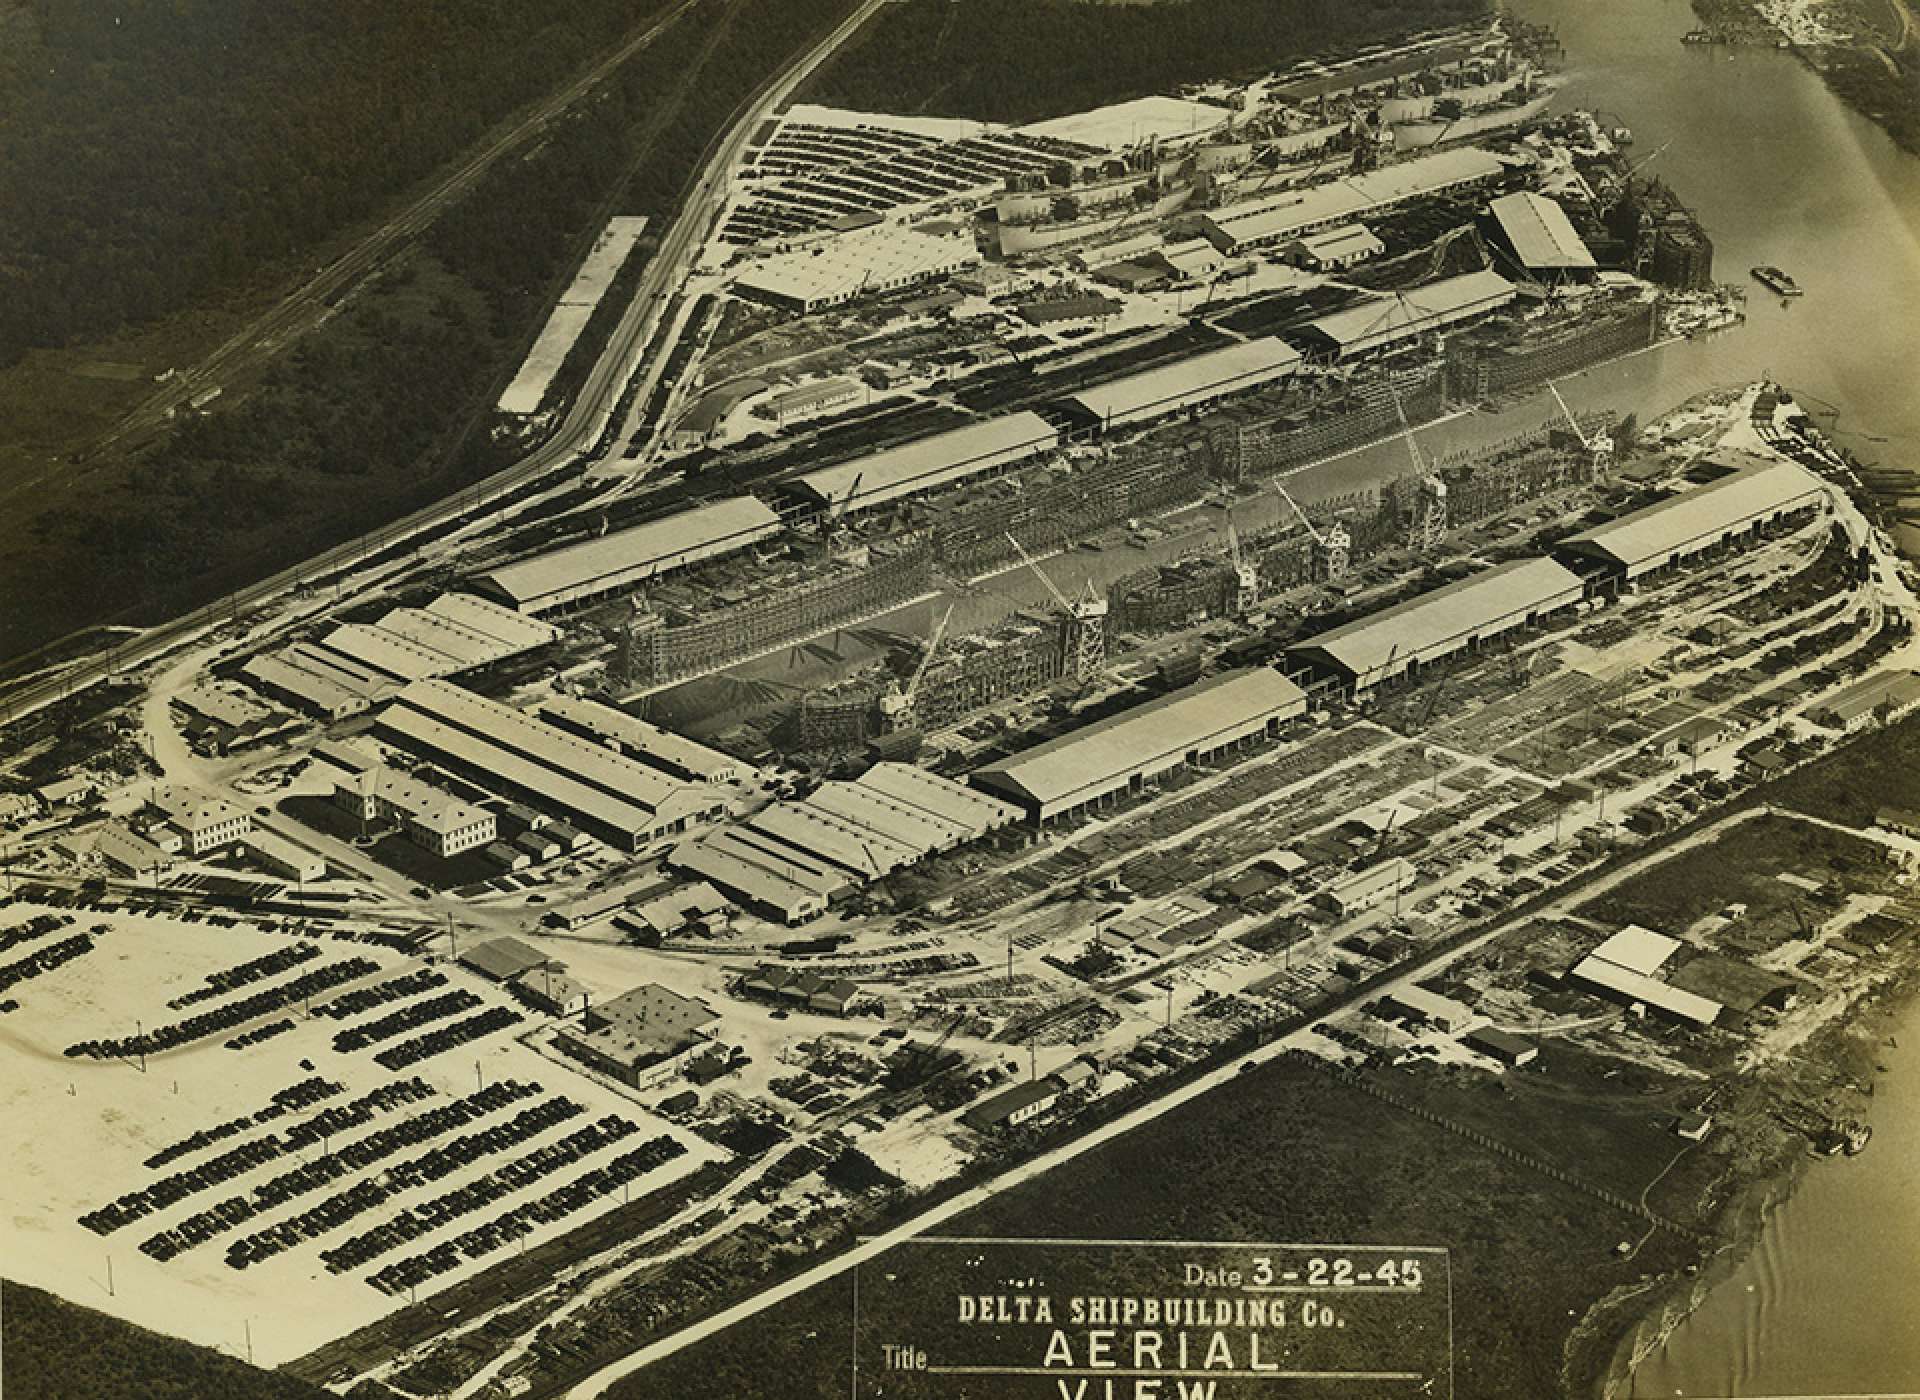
xmin=0 ymin=0 xmax=888 ymax=734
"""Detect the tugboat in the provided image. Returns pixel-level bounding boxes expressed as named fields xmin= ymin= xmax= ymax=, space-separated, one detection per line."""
xmin=1751 ymin=265 xmax=1803 ymax=297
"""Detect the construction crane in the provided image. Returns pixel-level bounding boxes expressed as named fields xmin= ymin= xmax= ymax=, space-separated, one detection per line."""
xmin=878 ymin=602 xmax=955 ymax=731
xmin=1223 ymin=517 xmax=1259 ymax=615
xmin=1006 ymin=531 xmax=1108 ymax=682
xmin=821 ymin=470 xmax=864 ymax=558
xmin=1548 ymin=381 xmax=1614 ymax=478
xmin=1594 ymin=139 xmax=1671 ymax=214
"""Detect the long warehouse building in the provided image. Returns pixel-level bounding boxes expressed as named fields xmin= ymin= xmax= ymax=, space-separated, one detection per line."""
xmin=1294 ymin=269 xmax=1517 ymax=360
xmin=1554 ymin=458 xmax=1829 ymax=582
xmin=1198 ymin=146 xmax=1506 ymax=253
xmin=786 ymin=412 xmax=1060 ymax=516
xmin=1063 ymin=338 xmax=1304 ymax=431
xmin=971 ymin=667 xmax=1308 ymax=823
xmin=672 ymin=763 xmax=1020 ymax=922
xmin=1286 ymin=556 xmax=1587 ymax=695
xmin=374 ymin=679 xmax=722 ymax=850
xmin=473 ymin=497 xmax=784 ymax=615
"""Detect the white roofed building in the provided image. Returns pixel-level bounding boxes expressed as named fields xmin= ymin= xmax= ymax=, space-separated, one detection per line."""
xmin=972 ymin=669 xmax=1308 ymax=822
xmin=1486 ymin=191 xmax=1595 ymax=275
xmin=1064 ymin=339 xmax=1302 ymax=432
xmin=734 ymin=229 xmax=978 ymax=314
xmin=787 ymin=412 xmax=1059 ymax=516
xmin=1554 ymin=459 xmax=1829 ymax=582
xmin=473 ymin=498 xmax=783 ymax=615
xmin=1287 ymin=557 xmax=1586 ymax=694
xmin=1296 ymin=270 xmax=1517 ymax=360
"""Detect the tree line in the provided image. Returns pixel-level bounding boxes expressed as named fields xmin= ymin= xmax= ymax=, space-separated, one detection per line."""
xmin=806 ymin=0 xmax=1490 ymax=123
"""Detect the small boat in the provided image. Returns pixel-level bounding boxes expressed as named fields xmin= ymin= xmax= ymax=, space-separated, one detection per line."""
xmin=1752 ymin=265 xmax=1803 ymax=297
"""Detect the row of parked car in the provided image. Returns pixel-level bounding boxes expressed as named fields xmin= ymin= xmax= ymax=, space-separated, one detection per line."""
xmin=170 ymin=942 xmax=319 ymax=1010
xmin=373 ymin=1005 xmax=523 ymax=1070
xmin=68 ymin=956 xmax=380 ymax=1059
xmin=365 ymin=1133 xmax=688 ymax=1296
xmin=320 ymin=1104 xmax=624 ymax=1275
xmin=334 ymin=990 xmax=481 ymax=1054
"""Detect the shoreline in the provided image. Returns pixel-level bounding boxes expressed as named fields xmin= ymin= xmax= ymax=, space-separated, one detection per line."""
xmin=1580 ymin=955 xmax=1920 ymax=1396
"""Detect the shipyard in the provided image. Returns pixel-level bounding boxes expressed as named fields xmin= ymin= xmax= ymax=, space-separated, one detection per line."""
xmin=2 ymin=3 xmax=1918 ymax=1398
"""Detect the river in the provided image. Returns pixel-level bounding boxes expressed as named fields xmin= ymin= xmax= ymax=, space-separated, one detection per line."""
xmin=1492 ymin=0 xmax=1920 ymax=1393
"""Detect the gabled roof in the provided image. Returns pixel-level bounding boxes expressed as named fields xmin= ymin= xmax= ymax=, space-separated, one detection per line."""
xmin=460 ymin=936 xmax=550 ymax=982
xmin=788 ymin=412 xmax=1059 ymax=514
xmin=1299 ymin=269 xmax=1516 ymax=354
xmin=1487 ymin=191 xmax=1595 ymax=270
xmin=973 ymin=669 xmax=1306 ymax=811
xmin=1557 ymin=459 xmax=1826 ymax=575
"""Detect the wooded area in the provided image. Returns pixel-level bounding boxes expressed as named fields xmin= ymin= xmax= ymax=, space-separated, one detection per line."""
xmin=0 ymin=0 xmax=665 ymax=369
xmin=0 ymin=1279 xmax=333 ymax=1400
xmin=0 ymin=0 xmax=856 ymax=664
xmin=805 ymin=0 xmax=1490 ymax=122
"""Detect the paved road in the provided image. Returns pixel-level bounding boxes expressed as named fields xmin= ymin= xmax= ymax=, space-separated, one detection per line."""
xmin=0 ymin=0 xmax=887 ymax=734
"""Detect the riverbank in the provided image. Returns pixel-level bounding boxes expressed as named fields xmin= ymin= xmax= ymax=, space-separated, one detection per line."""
xmin=1689 ymin=0 xmax=1920 ymax=154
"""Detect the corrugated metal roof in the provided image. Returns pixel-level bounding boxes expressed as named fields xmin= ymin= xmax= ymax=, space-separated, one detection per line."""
xmin=476 ymin=497 xmax=783 ymax=611
xmin=1488 ymin=191 xmax=1595 ymax=270
xmin=973 ymin=669 xmax=1307 ymax=811
xmin=460 ymin=936 xmax=550 ymax=981
xmin=1589 ymin=924 xmax=1680 ymax=976
xmin=541 ymin=697 xmax=744 ymax=781
xmin=1558 ymin=460 xmax=1827 ymax=576
xmin=1288 ymin=557 xmax=1585 ymax=688
xmin=671 ymin=835 xmax=842 ymax=915
xmin=1068 ymin=339 xmax=1303 ymax=427
xmin=790 ymin=412 xmax=1059 ymax=513
xmin=1570 ymin=956 xmax=1720 ymax=1024
xmin=1301 ymin=269 xmax=1517 ymax=354
xmin=1204 ymin=147 xmax=1504 ymax=248
xmin=854 ymin=762 xmax=1021 ymax=834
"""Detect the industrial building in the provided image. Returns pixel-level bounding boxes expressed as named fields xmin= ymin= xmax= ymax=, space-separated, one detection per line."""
xmin=94 ymin=823 xmax=179 ymax=880
xmin=1061 ymin=339 xmax=1304 ymax=432
xmin=1379 ymin=985 xmax=1476 ymax=1033
xmin=732 ymin=229 xmax=978 ymax=314
xmin=332 ymin=765 xmax=497 ymax=858
xmin=1806 ymin=670 xmax=1920 ymax=733
xmin=1464 ymin=1026 xmax=1539 ymax=1066
xmin=1568 ymin=925 xmax=1720 ymax=1027
xmin=1294 ymin=269 xmax=1518 ymax=360
xmin=1286 ymin=557 xmax=1586 ymax=694
xmin=971 ymin=668 xmax=1308 ymax=823
xmin=241 ymin=594 xmax=558 ymax=717
xmin=374 ymin=681 xmax=723 ymax=851
xmin=242 ymin=830 xmax=328 ymax=884
xmin=767 ymin=377 xmax=860 ymax=426
xmin=145 ymin=787 xmax=252 ymax=857
xmin=555 ymin=983 xmax=719 ymax=1089
xmin=1197 ymin=147 xmax=1506 ymax=253
xmin=785 ymin=412 xmax=1060 ymax=516
xmin=1554 ymin=458 xmax=1828 ymax=581
xmin=1320 ymin=858 xmax=1417 ymax=916
xmin=1485 ymin=190 xmax=1595 ymax=276
xmin=540 ymin=696 xmax=757 ymax=785
xmin=172 ymin=686 xmax=296 ymax=753
xmin=1289 ymin=223 xmax=1385 ymax=271
xmin=473 ymin=497 xmax=784 ymax=615
xmin=672 ymin=762 xmax=1020 ymax=921
xmin=961 ymin=1078 xmax=1063 ymax=1132
xmin=737 ymin=966 xmax=863 ymax=1016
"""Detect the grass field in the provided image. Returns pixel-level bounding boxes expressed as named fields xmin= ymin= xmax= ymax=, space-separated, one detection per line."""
xmin=611 ymin=1048 xmax=1717 ymax=1400
xmin=1577 ymin=813 xmax=1900 ymax=952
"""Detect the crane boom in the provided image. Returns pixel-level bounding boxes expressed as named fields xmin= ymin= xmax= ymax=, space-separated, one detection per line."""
xmin=1387 ymin=379 xmax=1426 ymax=476
xmin=1006 ymin=531 xmax=1075 ymax=614
xmin=904 ymin=603 xmax=955 ymax=705
xmin=1273 ymin=481 xmax=1325 ymax=545
xmin=1547 ymin=383 xmax=1592 ymax=449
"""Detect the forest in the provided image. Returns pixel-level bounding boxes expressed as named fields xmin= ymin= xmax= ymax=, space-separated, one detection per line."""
xmin=805 ymin=0 xmax=1491 ymax=123
xmin=0 ymin=0 xmax=668 ymax=368
xmin=0 ymin=1279 xmax=335 ymax=1400
xmin=0 ymin=0 xmax=859 ymax=664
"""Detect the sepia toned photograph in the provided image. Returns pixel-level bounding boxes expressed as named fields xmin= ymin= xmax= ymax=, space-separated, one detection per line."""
xmin=2 ymin=0 xmax=1918 ymax=1395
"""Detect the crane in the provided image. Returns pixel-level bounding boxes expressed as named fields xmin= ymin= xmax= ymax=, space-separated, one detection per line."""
xmin=1224 ymin=517 xmax=1259 ymax=614
xmin=821 ymin=469 xmax=864 ymax=559
xmin=1006 ymin=531 xmax=1108 ymax=682
xmin=1273 ymin=480 xmax=1325 ymax=545
xmin=1548 ymin=381 xmax=1613 ymax=478
xmin=878 ymin=603 xmax=955 ymax=730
